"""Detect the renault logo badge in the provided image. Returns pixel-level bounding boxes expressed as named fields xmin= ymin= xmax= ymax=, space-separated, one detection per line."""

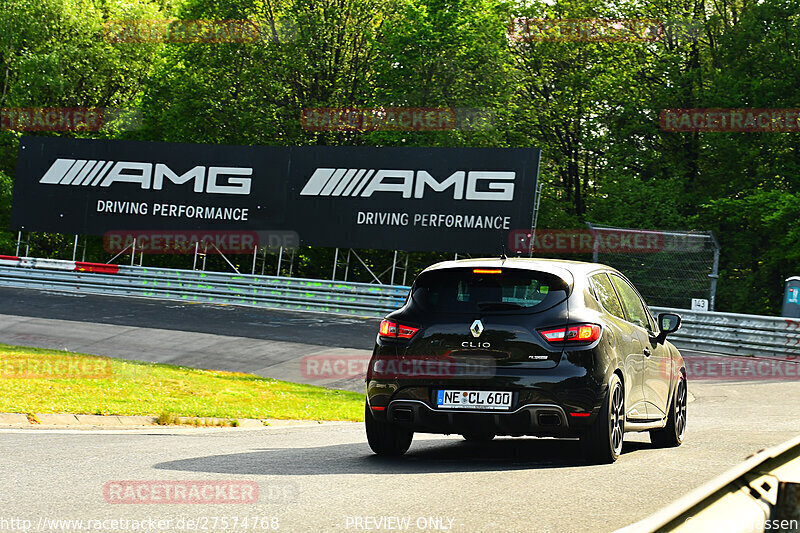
xmin=470 ymin=319 xmax=484 ymax=338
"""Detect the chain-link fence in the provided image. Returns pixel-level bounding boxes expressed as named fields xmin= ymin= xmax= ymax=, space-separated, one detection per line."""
xmin=587 ymin=224 xmax=720 ymax=310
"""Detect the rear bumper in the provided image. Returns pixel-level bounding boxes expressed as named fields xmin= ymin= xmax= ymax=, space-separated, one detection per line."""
xmin=381 ymin=399 xmax=574 ymax=437
xmin=365 ymin=347 xmax=611 ymax=437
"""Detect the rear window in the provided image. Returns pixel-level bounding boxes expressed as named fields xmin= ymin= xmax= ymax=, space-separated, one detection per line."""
xmin=410 ymin=268 xmax=570 ymax=314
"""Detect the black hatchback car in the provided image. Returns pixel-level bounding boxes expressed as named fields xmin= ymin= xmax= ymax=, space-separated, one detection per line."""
xmin=365 ymin=258 xmax=687 ymax=463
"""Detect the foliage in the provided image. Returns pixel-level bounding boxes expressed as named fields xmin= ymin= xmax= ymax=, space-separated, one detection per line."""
xmin=1 ymin=0 xmax=798 ymax=313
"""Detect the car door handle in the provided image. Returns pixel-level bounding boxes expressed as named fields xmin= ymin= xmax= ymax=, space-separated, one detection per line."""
xmin=643 ymin=347 xmax=651 ymax=357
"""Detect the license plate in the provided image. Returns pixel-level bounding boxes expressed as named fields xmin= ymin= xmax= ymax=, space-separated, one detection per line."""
xmin=436 ymin=390 xmax=512 ymax=411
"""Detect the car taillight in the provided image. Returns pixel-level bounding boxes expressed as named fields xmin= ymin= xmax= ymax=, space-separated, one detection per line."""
xmin=378 ymin=319 xmax=419 ymax=340
xmin=539 ymin=324 xmax=601 ymax=343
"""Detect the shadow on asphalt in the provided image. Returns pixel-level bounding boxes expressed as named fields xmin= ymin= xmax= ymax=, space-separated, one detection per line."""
xmin=154 ymin=437 xmax=655 ymax=474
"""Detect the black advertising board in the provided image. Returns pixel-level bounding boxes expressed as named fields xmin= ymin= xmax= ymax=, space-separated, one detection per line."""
xmin=11 ymin=136 xmax=540 ymax=253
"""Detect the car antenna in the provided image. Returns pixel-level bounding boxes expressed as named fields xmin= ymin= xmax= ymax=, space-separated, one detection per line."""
xmin=500 ymin=242 xmax=507 ymax=262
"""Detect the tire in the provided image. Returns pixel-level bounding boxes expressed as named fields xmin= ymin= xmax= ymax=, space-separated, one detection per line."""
xmin=650 ymin=373 xmax=687 ymax=448
xmin=365 ymin=403 xmax=413 ymax=456
xmin=462 ymin=433 xmax=495 ymax=443
xmin=581 ymin=374 xmax=624 ymax=464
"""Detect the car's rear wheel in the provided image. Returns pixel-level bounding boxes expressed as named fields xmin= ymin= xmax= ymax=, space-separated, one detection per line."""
xmin=650 ymin=373 xmax=687 ymax=448
xmin=581 ymin=374 xmax=624 ymax=464
xmin=462 ymin=433 xmax=495 ymax=443
xmin=365 ymin=403 xmax=413 ymax=456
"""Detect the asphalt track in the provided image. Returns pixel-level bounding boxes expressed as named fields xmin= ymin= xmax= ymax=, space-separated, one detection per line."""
xmin=0 ymin=286 xmax=379 ymax=391
xmin=1 ymin=286 xmax=800 ymax=532
xmin=1 ymin=379 xmax=800 ymax=532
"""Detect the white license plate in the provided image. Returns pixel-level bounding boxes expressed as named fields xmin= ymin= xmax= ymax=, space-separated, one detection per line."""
xmin=436 ymin=390 xmax=512 ymax=411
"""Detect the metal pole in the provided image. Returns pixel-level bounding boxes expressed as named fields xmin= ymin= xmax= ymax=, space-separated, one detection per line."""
xmin=276 ymin=246 xmax=283 ymax=276
xmin=139 ymin=249 xmax=144 ymax=266
xmin=391 ymin=250 xmax=398 ymax=285
xmin=82 ymin=237 xmax=87 ymax=262
xmin=261 ymin=248 xmax=266 ymax=275
xmin=193 ymin=241 xmax=199 ymax=270
xmin=528 ymin=151 xmax=543 ymax=257
xmin=130 ymin=238 xmax=136 ymax=266
xmin=586 ymin=222 xmax=599 ymax=263
xmin=72 ymin=235 xmax=78 ymax=262
xmin=202 ymin=243 xmax=207 ymax=271
xmin=251 ymin=244 xmax=258 ymax=275
xmin=332 ymin=248 xmax=339 ymax=281
xmin=344 ymin=249 xmax=351 ymax=281
xmin=402 ymin=253 xmax=409 ymax=285
xmin=15 ymin=231 xmax=21 ymax=256
xmin=529 ymin=180 xmax=543 ymax=257
xmin=288 ymin=248 xmax=295 ymax=277
xmin=454 ymin=253 xmax=458 ymax=260
xmin=709 ymin=234 xmax=721 ymax=312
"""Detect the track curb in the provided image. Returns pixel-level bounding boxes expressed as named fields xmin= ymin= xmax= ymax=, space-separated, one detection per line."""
xmin=0 ymin=412 xmax=348 ymax=429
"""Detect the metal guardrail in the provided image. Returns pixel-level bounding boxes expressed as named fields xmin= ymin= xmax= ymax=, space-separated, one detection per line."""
xmin=0 ymin=258 xmax=408 ymax=318
xmin=618 ymin=435 xmax=800 ymax=532
xmin=1 ymin=257 xmax=799 ymax=356
xmin=652 ymin=306 xmax=800 ymax=359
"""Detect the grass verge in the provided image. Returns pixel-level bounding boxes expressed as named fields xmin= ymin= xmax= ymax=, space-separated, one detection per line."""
xmin=0 ymin=343 xmax=364 ymax=421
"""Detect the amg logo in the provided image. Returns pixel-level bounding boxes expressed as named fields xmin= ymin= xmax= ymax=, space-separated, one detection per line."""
xmin=38 ymin=159 xmax=252 ymax=195
xmin=300 ymin=168 xmax=515 ymax=201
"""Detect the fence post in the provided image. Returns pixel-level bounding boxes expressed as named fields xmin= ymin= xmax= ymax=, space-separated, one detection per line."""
xmin=710 ymin=247 xmax=720 ymax=311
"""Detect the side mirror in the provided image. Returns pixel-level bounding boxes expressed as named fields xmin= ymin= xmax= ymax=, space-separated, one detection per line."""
xmin=656 ymin=312 xmax=681 ymax=344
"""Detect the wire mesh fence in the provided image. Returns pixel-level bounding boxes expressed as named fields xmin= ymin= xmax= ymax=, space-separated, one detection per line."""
xmin=587 ymin=224 xmax=720 ymax=310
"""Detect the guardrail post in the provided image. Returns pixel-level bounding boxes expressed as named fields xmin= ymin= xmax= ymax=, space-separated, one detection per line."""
xmin=251 ymin=244 xmax=258 ymax=275
xmin=130 ymin=238 xmax=136 ymax=266
xmin=72 ymin=235 xmax=78 ymax=262
xmin=344 ymin=249 xmax=351 ymax=281
xmin=193 ymin=242 xmax=199 ymax=270
xmin=15 ymin=231 xmax=21 ymax=257
xmin=276 ymin=246 xmax=283 ymax=276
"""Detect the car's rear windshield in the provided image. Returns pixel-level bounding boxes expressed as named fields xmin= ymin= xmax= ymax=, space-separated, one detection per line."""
xmin=410 ymin=268 xmax=570 ymax=314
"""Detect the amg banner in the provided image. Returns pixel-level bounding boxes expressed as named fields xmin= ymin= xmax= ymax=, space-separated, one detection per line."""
xmin=12 ymin=136 xmax=540 ymax=253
